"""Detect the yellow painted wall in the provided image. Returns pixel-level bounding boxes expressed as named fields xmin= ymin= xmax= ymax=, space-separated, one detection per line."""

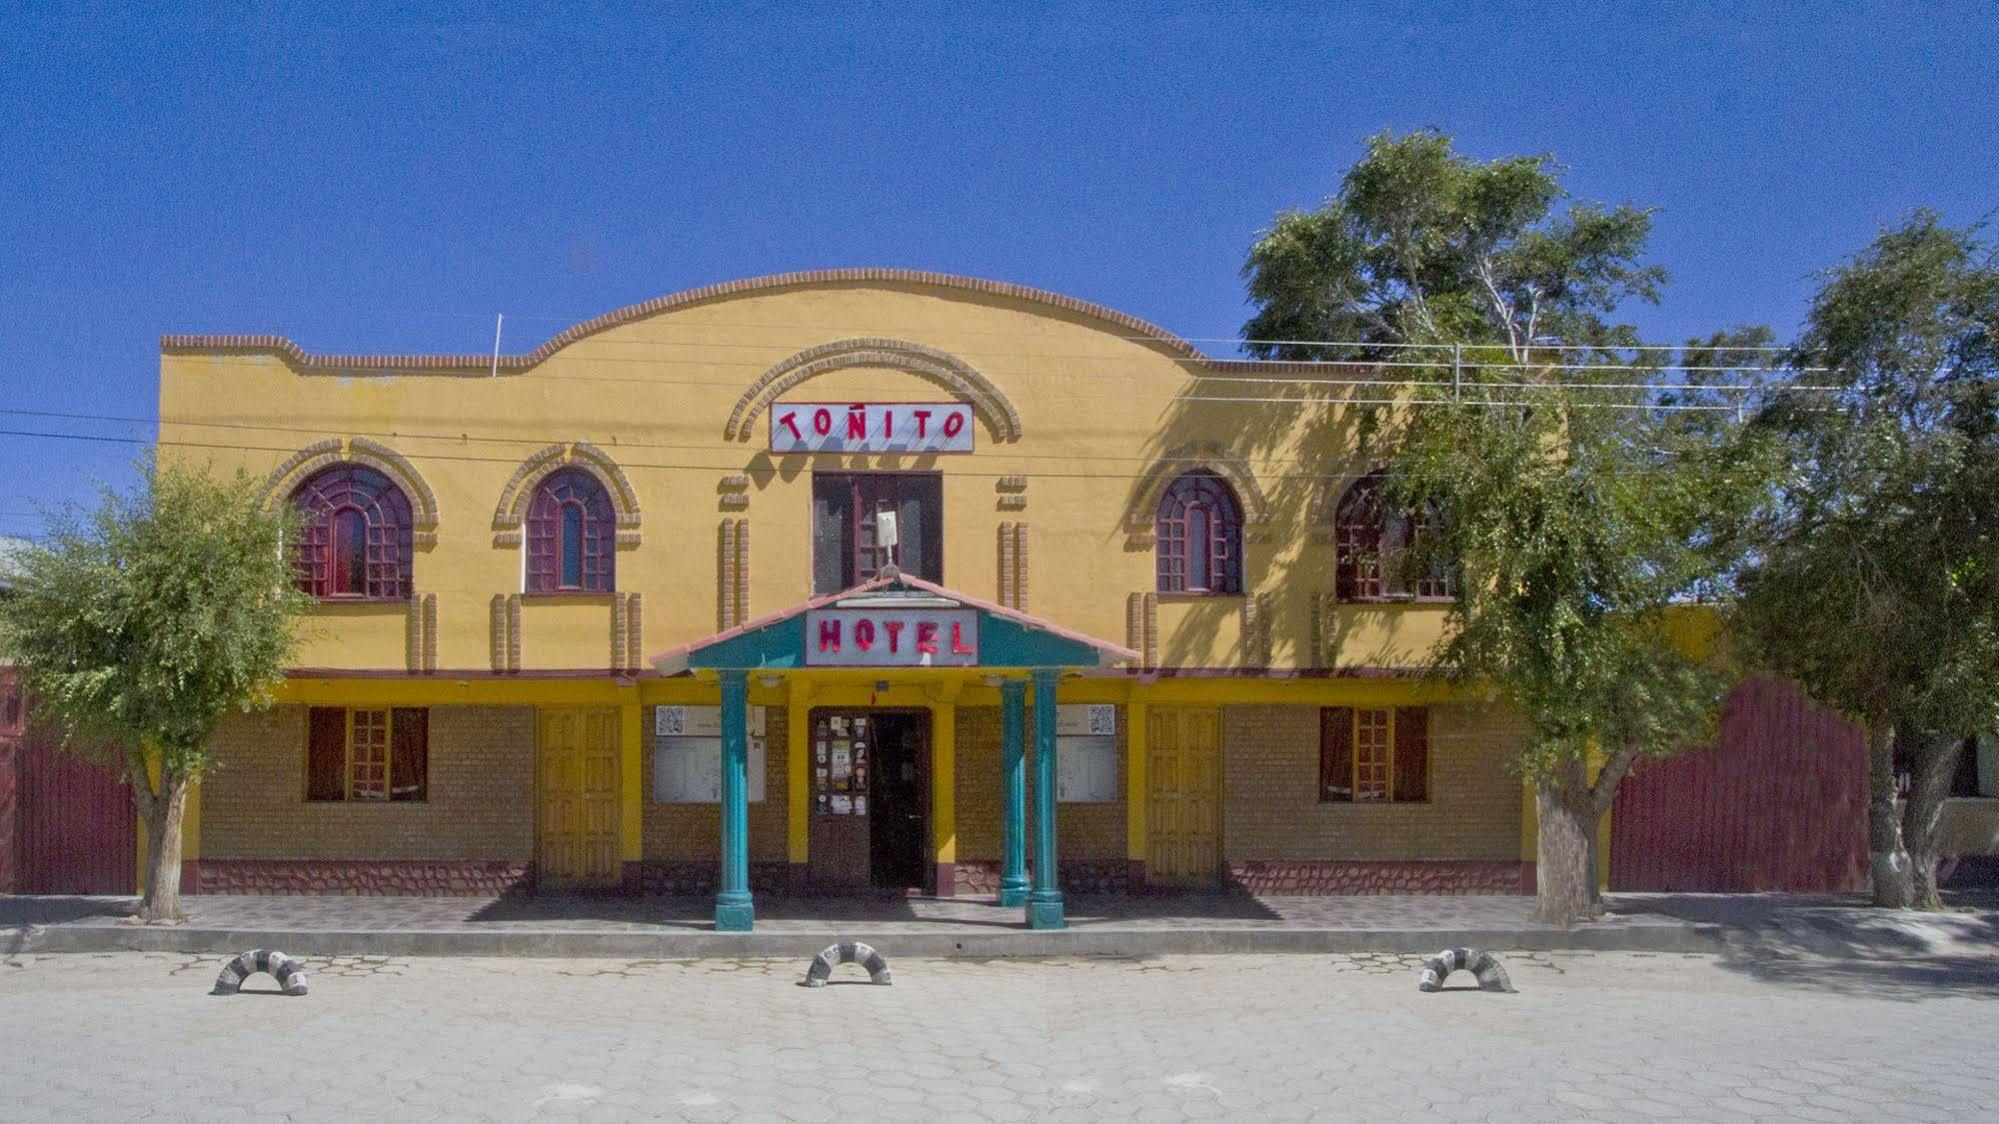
xmin=159 ymin=276 xmax=1448 ymax=674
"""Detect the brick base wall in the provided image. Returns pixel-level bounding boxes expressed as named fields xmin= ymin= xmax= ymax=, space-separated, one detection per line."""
xmin=953 ymin=858 xmax=1130 ymax=895
xmin=1224 ymin=860 xmax=1531 ymax=895
xmin=636 ymin=860 xmax=793 ymax=895
xmin=191 ymin=859 xmax=533 ymax=896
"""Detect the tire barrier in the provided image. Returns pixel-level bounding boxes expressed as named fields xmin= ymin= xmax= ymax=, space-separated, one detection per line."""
xmin=213 ymin=949 xmax=310 ymax=996
xmin=1417 ymin=947 xmax=1512 ymax=993
xmin=803 ymin=941 xmax=892 ymax=987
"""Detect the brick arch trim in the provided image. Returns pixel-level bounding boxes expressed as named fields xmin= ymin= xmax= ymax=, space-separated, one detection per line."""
xmin=261 ymin=437 xmax=440 ymax=547
xmin=492 ymin=442 xmax=642 ymax=547
xmin=724 ymin=338 xmax=1023 ymax=443
xmin=1124 ymin=443 xmax=1271 ymax=534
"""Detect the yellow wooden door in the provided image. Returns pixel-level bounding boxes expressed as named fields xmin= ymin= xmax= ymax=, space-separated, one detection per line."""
xmin=537 ymin=707 xmax=622 ymax=886
xmin=1146 ymin=707 xmax=1220 ymax=882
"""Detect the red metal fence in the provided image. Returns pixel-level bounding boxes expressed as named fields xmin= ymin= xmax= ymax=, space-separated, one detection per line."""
xmin=1610 ymin=676 xmax=1869 ymax=893
xmin=14 ymin=724 xmax=136 ymax=894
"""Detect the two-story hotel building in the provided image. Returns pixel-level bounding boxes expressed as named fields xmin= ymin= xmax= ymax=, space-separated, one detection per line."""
xmin=159 ymin=270 xmax=1539 ymax=929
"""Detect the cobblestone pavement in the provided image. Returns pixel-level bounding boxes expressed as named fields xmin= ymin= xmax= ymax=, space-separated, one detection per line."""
xmin=3 ymin=949 xmax=1996 ymax=1121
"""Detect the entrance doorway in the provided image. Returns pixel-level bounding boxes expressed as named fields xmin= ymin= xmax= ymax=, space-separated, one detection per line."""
xmin=1146 ymin=707 xmax=1221 ymax=884
xmin=806 ymin=708 xmax=931 ymax=892
xmin=535 ymin=707 xmax=621 ymax=887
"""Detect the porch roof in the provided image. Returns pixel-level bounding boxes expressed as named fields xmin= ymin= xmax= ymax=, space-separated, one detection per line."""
xmin=650 ymin=570 xmax=1140 ymax=675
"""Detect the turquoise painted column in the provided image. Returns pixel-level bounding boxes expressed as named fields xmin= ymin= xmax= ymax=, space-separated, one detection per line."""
xmin=1026 ymin=667 xmax=1065 ymax=929
xmin=999 ymin=678 xmax=1029 ymax=908
xmin=714 ymin=669 xmax=755 ymax=932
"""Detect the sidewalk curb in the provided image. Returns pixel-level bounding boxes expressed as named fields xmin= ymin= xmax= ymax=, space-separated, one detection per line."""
xmin=14 ymin=922 xmax=1724 ymax=959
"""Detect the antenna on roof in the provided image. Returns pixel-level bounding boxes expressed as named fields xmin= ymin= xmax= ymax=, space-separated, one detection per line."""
xmin=490 ymin=314 xmax=503 ymax=377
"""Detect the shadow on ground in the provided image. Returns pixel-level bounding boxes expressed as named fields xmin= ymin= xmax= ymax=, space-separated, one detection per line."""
xmin=1619 ymin=890 xmax=1999 ymax=1002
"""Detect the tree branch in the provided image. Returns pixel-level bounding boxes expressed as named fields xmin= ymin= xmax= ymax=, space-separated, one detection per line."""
xmin=1590 ymin=744 xmax=1644 ymax=819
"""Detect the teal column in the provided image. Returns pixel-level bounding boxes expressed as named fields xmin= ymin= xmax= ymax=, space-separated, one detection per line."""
xmin=1027 ymin=667 xmax=1065 ymax=929
xmin=999 ymin=679 xmax=1029 ymax=908
xmin=714 ymin=669 xmax=755 ymax=932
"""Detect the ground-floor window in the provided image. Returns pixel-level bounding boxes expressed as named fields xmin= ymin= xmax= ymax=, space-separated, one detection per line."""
xmin=306 ymin=707 xmax=428 ymax=802
xmin=1319 ymin=706 xmax=1428 ymax=803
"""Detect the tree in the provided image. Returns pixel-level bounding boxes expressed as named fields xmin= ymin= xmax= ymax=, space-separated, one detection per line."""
xmin=1244 ymin=130 xmax=1764 ymax=923
xmin=1733 ymin=210 xmax=1999 ymax=910
xmin=0 ymin=459 xmax=306 ymax=921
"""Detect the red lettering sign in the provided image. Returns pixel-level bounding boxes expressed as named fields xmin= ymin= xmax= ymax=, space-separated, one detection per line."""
xmin=913 ymin=409 xmax=931 ymax=436
xmin=778 ymin=411 xmax=801 ymax=440
xmin=818 ymin=618 xmax=841 ymax=653
xmin=846 ymin=405 xmax=866 ymax=439
xmin=943 ymin=411 xmax=965 ymax=438
xmin=813 ymin=408 xmax=832 ymax=435
xmin=916 ymin=621 xmax=939 ymax=654
xmin=950 ymin=621 xmax=974 ymax=655
xmin=883 ymin=619 xmax=904 ymax=653
xmin=854 ymin=619 xmax=876 ymax=650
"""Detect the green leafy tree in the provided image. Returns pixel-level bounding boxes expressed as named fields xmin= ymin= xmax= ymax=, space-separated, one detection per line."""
xmin=1244 ymin=130 xmax=1766 ymax=923
xmin=0 ymin=460 xmax=306 ymax=920
xmin=1734 ymin=210 xmax=1999 ymax=909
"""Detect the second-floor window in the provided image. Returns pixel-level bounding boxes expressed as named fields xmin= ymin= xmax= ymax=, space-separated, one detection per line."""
xmin=1156 ymin=470 xmax=1243 ymax=594
xmin=527 ymin=468 xmax=615 ymax=593
xmin=812 ymin=473 xmax=943 ymax=594
xmin=291 ymin=464 xmax=413 ymax=600
xmin=1334 ymin=472 xmax=1455 ymax=601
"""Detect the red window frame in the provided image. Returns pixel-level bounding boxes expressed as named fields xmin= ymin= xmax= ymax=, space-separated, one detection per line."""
xmin=1155 ymin=471 xmax=1243 ymax=594
xmin=291 ymin=464 xmax=413 ymax=601
xmin=1334 ymin=472 xmax=1454 ymax=602
xmin=526 ymin=468 xmax=616 ymax=594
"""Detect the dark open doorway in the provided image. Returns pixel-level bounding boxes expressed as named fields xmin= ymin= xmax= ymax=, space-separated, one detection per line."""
xmin=806 ymin=708 xmax=931 ymax=893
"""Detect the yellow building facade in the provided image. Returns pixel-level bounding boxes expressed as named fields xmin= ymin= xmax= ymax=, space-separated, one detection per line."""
xmin=159 ymin=270 xmax=1534 ymax=914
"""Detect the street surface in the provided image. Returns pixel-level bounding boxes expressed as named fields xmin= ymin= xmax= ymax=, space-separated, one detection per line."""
xmin=1 ymin=949 xmax=1995 ymax=1121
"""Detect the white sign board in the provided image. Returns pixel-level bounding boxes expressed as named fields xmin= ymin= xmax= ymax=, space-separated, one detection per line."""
xmin=805 ymin=608 xmax=980 ymax=667
xmin=653 ymin=736 xmax=767 ymax=804
xmin=769 ymin=402 xmax=976 ymax=455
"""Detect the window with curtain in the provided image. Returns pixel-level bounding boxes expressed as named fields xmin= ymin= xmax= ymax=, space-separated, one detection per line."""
xmin=306 ymin=707 xmax=428 ymax=802
xmin=526 ymin=468 xmax=616 ymax=593
xmin=1155 ymin=470 xmax=1243 ymax=594
xmin=812 ymin=473 xmax=944 ymax=594
xmin=1334 ymin=472 xmax=1454 ymax=601
xmin=291 ymin=464 xmax=414 ymax=600
xmin=1319 ymin=706 xmax=1429 ymax=803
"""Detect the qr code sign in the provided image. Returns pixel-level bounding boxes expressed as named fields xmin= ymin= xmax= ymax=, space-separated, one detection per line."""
xmin=1088 ymin=704 xmax=1116 ymax=735
xmin=655 ymin=707 xmax=686 ymax=736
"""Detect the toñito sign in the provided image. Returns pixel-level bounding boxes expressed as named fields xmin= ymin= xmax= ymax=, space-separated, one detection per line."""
xmin=804 ymin=608 xmax=979 ymax=667
xmin=770 ymin=402 xmax=975 ymax=455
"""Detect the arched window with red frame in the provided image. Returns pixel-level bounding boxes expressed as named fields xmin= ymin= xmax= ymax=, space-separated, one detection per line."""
xmin=526 ymin=468 xmax=615 ymax=593
xmin=1334 ymin=471 xmax=1454 ymax=601
xmin=291 ymin=464 xmax=414 ymax=600
xmin=1156 ymin=471 xmax=1243 ymax=594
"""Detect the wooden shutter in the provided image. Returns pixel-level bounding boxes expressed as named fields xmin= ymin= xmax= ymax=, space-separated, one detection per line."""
xmin=306 ymin=707 xmax=347 ymax=801
xmin=1394 ymin=706 xmax=1429 ymax=802
xmin=1319 ymin=707 xmax=1354 ymax=802
xmin=390 ymin=707 xmax=429 ymax=802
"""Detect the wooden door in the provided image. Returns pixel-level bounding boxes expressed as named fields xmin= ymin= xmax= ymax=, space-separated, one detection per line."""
xmin=1146 ymin=707 xmax=1221 ymax=883
xmin=536 ymin=707 xmax=621 ymax=886
xmin=17 ymin=727 xmax=137 ymax=894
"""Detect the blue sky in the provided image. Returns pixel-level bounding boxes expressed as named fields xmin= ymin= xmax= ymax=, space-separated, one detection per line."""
xmin=1 ymin=2 xmax=1994 ymax=534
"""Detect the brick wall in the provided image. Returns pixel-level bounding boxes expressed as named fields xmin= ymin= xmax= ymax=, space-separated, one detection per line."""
xmin=641 ymin=706 xmax=790 ymax=862
xmin=954 ymin=706 xmax=1126 ymax=863
xmin=201 ymin=705 xmax=535 ymax=861
xmin=1220 ymin=703 xmax=1524 ymax=862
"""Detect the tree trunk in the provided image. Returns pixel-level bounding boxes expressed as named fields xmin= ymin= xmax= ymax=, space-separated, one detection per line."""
xmin=1902 ymin=732 xmax=1964 ymax=912
xmin=136 ymin=768 xmax=191 ymax=923
xmin=1866 ymin=724 xmax=1916 ymax=908
xmin=1531 ymin=770 xmax=1601 ymax=926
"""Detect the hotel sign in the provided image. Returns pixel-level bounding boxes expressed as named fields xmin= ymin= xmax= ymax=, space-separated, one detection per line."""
xmin=805 ymin=608 xmax=980 ymax=667
xmin=770 ymin=402 xmax=975 ymax=455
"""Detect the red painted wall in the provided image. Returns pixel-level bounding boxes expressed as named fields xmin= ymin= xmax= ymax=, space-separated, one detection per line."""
xmin=1610 ymin=676 xmax=1869 ymax=893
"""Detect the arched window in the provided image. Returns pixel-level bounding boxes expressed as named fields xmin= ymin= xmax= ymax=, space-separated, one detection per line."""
xmin=291 ymin=464 xmax=414 ymax=600
xmin=1334 ymin=472 xmax=1454 ymax=601
xmin=527 ymin=468 xmax=615 ymax=593
xmin=1156 ymin=471 xmax=1243 ymax=594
